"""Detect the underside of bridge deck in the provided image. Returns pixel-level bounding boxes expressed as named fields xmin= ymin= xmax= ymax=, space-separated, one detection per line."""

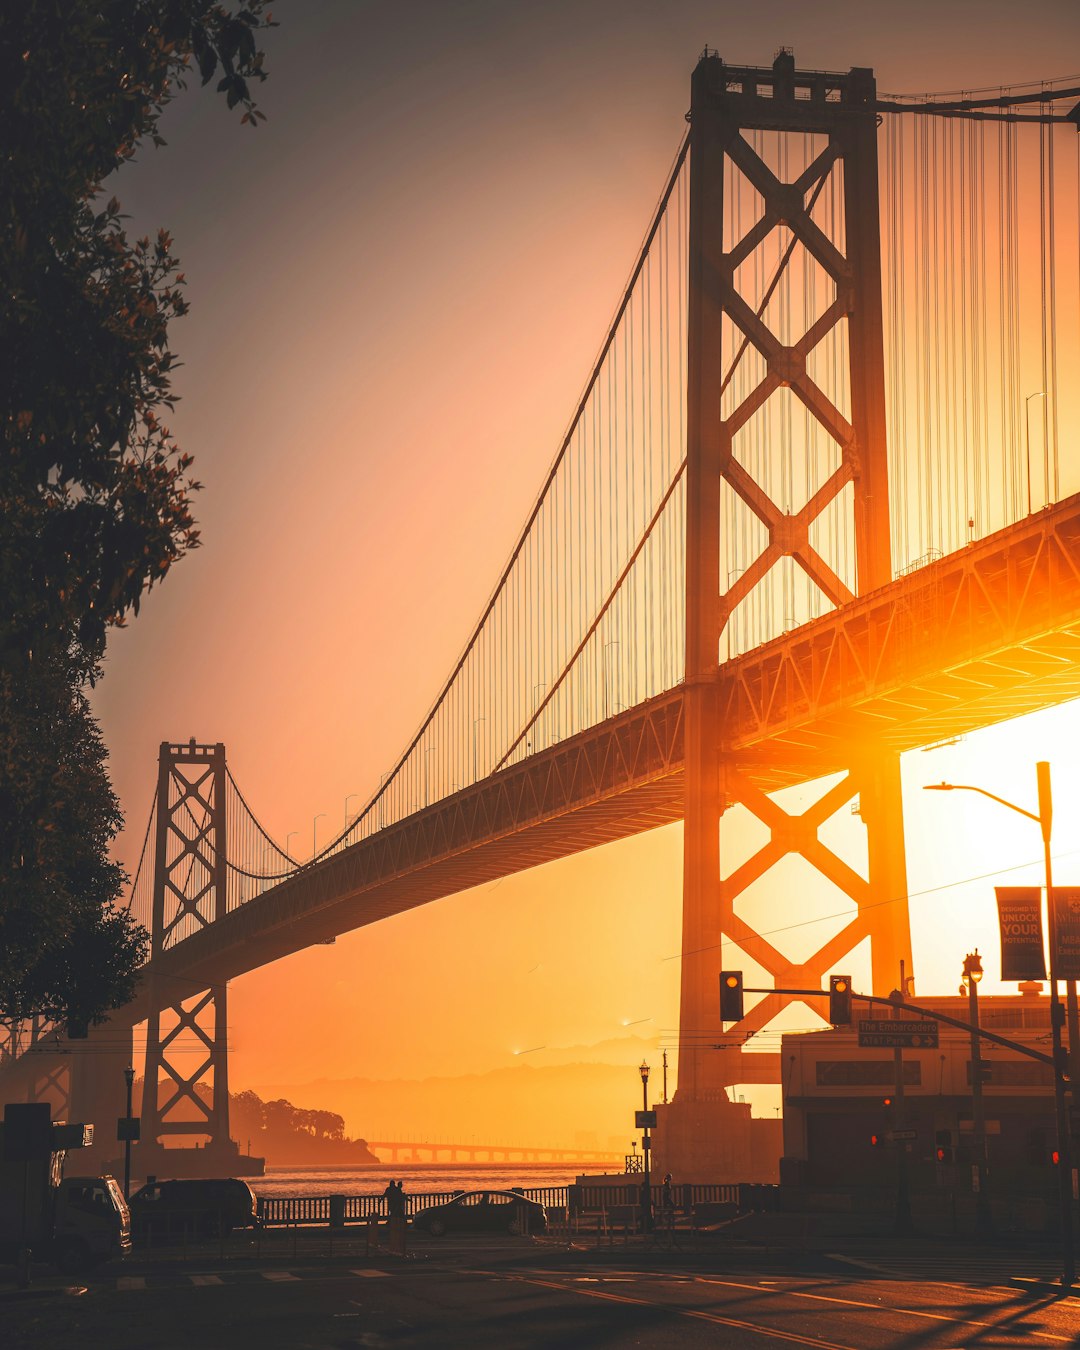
xmin=6 ymin=492 xmax=1078 ymax=1074
xmin=148 ymin=489 xmax=1080 ymax=998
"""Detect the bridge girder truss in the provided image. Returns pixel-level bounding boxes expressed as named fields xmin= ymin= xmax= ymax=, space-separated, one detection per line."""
xmin=722 ymin=492 xmax=1080 ymax=770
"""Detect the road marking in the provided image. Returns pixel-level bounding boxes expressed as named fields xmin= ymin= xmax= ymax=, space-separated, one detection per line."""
xmin=117 ymin=1276 xmax=146 ymax=1291
xmin=190 ymin=1274 xmax=223 ymax=1286
xmin=694 ymin=1276 xmax=1074 ymax=1345
xmin=825 ymin=1254 xmax=889 ymax=1274
xmin=261 ymin=1270 xmax=300 ymax=1282
xmin=351 ymin=1269 xmax=391 ymax=1277
xmin=518 ymin=1276 xmax=857 ymax=1349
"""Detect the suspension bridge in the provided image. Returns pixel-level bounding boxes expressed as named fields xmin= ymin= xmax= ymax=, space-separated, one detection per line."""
xmin=4 ymin=51 xmax=1080 ymax=1181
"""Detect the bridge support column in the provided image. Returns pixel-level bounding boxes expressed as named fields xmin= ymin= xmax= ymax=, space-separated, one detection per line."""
xmin=661 ymin=52 xmax=911 ymax=1183
xmin=140 ymin=742 xmax=242 ymax=1175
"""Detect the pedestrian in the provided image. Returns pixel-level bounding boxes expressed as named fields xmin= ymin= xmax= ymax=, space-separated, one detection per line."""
xmin=392 ymin=1179 xmax=406 ymax=1219
xmin=661 ymin=1173 xmax=673 ymax=1212
xmin=383 ymin=1178 xmax=396 ymax=1217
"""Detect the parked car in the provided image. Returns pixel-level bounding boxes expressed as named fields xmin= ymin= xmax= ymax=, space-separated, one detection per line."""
xmin=411 ymin=1190 xmax=547 ymax=1236
xmin=128 ymin=1178 xmax=258 ymax=1240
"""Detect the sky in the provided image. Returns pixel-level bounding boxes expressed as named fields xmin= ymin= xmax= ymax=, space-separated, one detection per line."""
xmin=93 ymin=0 xmax=1080 ymax=1138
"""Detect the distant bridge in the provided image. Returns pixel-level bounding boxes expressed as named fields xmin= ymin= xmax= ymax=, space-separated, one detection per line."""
xmin=366 ymin=1140 xmax=623 ymax=1166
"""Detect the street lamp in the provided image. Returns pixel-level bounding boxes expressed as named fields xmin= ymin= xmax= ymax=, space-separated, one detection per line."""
xmin=312 ymin=812 xmax=326 ymax=861
xmin=1025 ymin=390 xmax=1047 ymax=514
xmin=344 ymin=794 xmax=360 ymax=832
xmin=639 ymin=1060 xmax=652 ymax=1233
xmin=925 ymin=765 xmax=1074 ymax=1286
xmin=123 ymin=1065 xmax=136 ymax=1201
xmin=285 ymin=830 xmax=298 ymax=863
xmin=960 ymin=951 xmax=993 ymax=1236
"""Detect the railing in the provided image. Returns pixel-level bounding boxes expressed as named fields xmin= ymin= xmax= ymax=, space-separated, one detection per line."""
xmin=255 ymin=1181 xmax=765 ymax=1228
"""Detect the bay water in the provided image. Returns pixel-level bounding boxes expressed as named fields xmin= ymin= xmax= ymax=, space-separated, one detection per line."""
xmin=252 ymin=1163 xmax=585 ymax=1200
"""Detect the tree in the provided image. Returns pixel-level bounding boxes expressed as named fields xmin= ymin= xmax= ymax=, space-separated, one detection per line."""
xmin=0 ymin=3 xmax=276 ymax=1028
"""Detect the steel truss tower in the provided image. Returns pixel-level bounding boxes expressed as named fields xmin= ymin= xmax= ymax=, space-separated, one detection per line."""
xmin=142 ymin=741 xmax=232 ymax=1156
xmin=674 ymin=52 xmax=911 ymax=1157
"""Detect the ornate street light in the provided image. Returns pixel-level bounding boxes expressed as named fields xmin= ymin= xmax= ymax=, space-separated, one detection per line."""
xmin=639 ymin=1060 xmax=652 ymax=1233
xmin=961 ymin=951 xmax=993 ymax=1236
xmin=123 ymin=1065 xmax=136 ymax=1201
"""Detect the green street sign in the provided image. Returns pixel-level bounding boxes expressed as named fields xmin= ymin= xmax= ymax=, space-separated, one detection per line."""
xmin=858 ymin=1018 xmax=939 ymax=1049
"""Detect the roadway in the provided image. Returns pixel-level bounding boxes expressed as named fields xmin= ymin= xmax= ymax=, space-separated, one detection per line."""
xmin=4 ymin=1230 xmax=1077 ymax=1348
xmin=155 ymin=488 xmax=1080 ymax=992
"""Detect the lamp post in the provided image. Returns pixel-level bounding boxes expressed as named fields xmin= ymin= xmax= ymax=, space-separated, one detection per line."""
xmin=312 ymin=812 xmax=326 ymax=861
xmin=1025 ymin=390 xmax=1047 ymax=514
xmin=344 ymin=794 xmax=360 ymax=832
xmin=285 ymin=830 xmax=298 ymax=862
xmin=123 ymin=1065 xmax=135 ymax=1201
xmin=925 ymin=765 xmax=1074 ymax=1286
xmin=639 ymin=1060 xmax=652 ymax=1233
xmin=961 ymin=951 xmax=993 ymax=1235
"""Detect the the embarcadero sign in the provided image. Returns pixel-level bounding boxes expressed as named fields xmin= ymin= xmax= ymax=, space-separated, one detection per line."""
xmin=858 ymin=1019 xmax=939 ymax=1049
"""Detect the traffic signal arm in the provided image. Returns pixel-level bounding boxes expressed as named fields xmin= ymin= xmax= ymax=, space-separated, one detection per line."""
xmin=736 ymin=983 xmax=1056 ymax=1068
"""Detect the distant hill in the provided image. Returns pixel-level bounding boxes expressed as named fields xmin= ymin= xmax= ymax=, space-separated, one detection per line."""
xmin=248 ymin=1054 xmax=661 ymax=1155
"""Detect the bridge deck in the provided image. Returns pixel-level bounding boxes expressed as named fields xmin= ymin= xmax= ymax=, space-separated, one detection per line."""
xmin=113 ymin=491 xmax=1080 ymax=1010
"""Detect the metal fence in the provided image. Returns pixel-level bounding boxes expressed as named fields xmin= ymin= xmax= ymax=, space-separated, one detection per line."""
xmin=255 ymin=1181 xmax=766 ymax=1229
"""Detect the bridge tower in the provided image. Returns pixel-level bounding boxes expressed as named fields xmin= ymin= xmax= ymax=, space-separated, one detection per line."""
xmin=140 ymin=740 xmax=237 ymax=1170
xmin=662 ymin=51 xmax=911 ymax=1179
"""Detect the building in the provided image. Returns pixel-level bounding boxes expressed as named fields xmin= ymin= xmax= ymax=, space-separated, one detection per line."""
xmin=780 ymin=984 xmax=1064 ymax=1228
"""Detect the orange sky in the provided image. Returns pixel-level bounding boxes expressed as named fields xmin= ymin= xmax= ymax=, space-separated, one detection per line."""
xmin=92 ymin=1 xmax=1080 ymax=1139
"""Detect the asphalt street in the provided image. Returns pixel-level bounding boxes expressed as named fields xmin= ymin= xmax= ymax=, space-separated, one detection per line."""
xmin=3 ymin=1231 xmax=1079 ymax=1348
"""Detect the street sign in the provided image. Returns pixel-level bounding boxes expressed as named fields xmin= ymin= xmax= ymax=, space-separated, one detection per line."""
xmin=996 ymin=887 xmax=1047 ymax=980
xmin=1052 ymin=888 xmax=1080 ymax=980
xmin=53 ymin=1123 xmax=93 ymax=1149
xmin=117 ymin=1117 xmax=141 ymax=1142
xmin=635 ymin=1110 xmax=657 ymax=1129
xmin=888 ymin=1129 xmax=918 ymax=1141
xmin=858 ymin=1018 xmax=939 ymax=1049
xmin=3 ymin=1102 xmax=52 ymax=1161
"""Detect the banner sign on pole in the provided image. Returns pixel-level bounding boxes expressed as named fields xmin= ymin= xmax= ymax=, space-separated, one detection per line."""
xmin=995 ymin=886 xmax=1046 ymax=981
xmin=1052 ymin=887 xmax=1080 ymax=980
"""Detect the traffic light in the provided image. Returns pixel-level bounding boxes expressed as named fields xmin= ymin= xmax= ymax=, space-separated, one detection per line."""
xmin=935 ymin=1129 xmax=954 ymax=1164
xmin=870 ymin=1131 xmax=883 ymax=1148
xmin=828 ymin=975 xmax=853 ymax=1026
xmin=1052 ymin=1149 xmax=1062 ymax=1166
xmin=720 ymin=971 xmax=744 ymax=1024
xmin=882 ymin=1096 xmax=893 ymax=1109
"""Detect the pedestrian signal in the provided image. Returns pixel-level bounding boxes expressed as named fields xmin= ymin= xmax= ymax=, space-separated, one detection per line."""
xmin=720 ymin=971 xmax=744 ymax=1023
xmin=935 ymin=1146 xmax=953 ymax=1164
xmin=870 ymin=1132 xmax=883 ymax=1148
xmin=1052 ymin=1149 xmax=1062 ymax=1166
xmin=828 ymin=975 xmax=852 ymax=1026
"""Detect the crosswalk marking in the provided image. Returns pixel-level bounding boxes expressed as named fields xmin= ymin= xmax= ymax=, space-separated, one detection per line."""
xmin=351 ymin=1268 xmax=391 ymax=1277
xmin=117 ymin=1276 xmax=146 ymax=1291
xmin=261 ymin=1270 xmax=300 ymax=1281
xmin=828 ymin=1252 xmax=1060 ymax=1287
xmin=190 ymin=1274 xmax=223 ymax=1286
